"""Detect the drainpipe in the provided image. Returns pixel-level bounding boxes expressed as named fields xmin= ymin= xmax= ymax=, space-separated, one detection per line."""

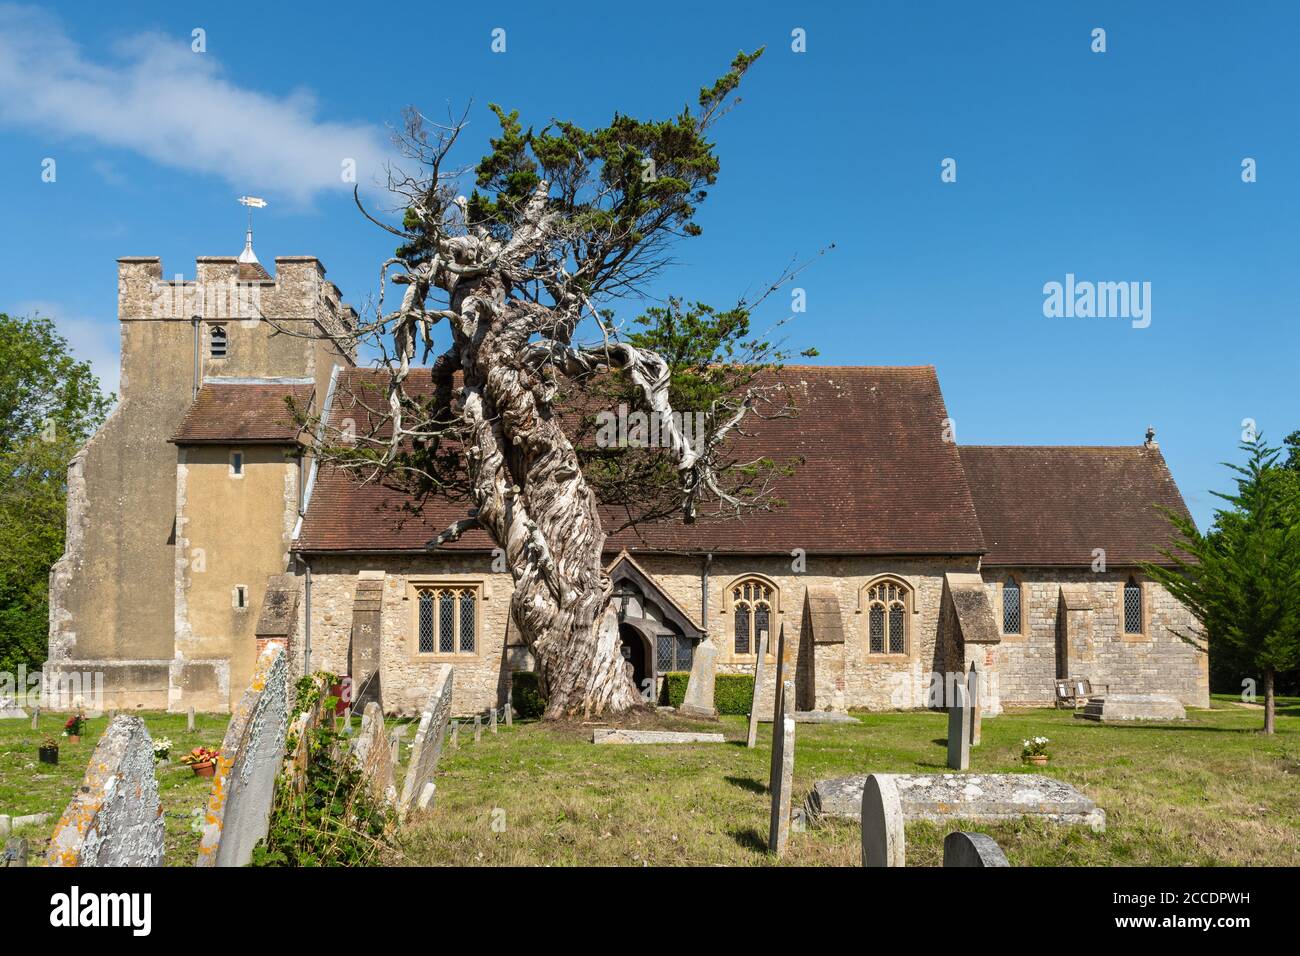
xmin=700 ymin=552 xmax=713 ymax=640
xmin=300 ymin=554 xmax=313 ymax=675
xmin=191 ymin=314 xmax=201 ymax=400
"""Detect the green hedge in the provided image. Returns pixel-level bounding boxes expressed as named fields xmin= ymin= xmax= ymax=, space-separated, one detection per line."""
xmin=660 ymin=671 xmax=754 ymax=715
xmin=511 ymin=672 xmax=546 ymax=719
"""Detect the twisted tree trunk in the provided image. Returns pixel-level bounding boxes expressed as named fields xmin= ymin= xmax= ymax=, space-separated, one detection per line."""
xmin=452 ymin=279 xmax=641 ymax=718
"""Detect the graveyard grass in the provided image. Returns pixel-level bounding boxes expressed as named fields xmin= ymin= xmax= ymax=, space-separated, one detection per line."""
xmin=2 ymin=697 xmax=1297 ymax=866
xmin=396 ymin=696 xmax=1300 ymax=867
xmin=0 ymin=711 xmax=231 ymax=865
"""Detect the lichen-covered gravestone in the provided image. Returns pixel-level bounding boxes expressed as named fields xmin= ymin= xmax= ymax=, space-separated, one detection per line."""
xmin=45 ymin=715 xmax=164 ymax=867
xmin=398 ymin=664 xmax=453 ymax=819
xmin=352 ymin=702 xmax=396 ymax=806
xmin=860 ymin=773 xmax=905 ymax=868
xmin=197 ymin=643 xmax=290 ymax=867
xmin=679 ymin=641 xmax=718 ymax=718
xmin=767 ymin=679 xmax=796 ymax=857
xmin=943 ymin=831 xmax=1009 ymax=867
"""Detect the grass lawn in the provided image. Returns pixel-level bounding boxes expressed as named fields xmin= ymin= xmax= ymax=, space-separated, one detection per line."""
xmin=396 ymin=696 xmax=1300 ymax=867
xmin=0 ymin=711 xmax=231 ymax=865
xmin=5 ymin=696 xmax=1297 ymax=866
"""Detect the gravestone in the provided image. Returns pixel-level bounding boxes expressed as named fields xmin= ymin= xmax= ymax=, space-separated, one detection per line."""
xmin=187 ymin=706 xmax=195 ymax=733
xmin=746 ymin=630 xmax=769 ymax=748
xmin=387 ymin=729 xmax=401 ymax=766
xmin=353 ymin=702 xmax=396 ymax=806
xmin=490 ymin=707 xmax=498 ymax=735
xmin=943 ymin=831 xmax=1009 ymax=867
xmin=30 ymin=706 xmax=40 ymax=730
xmin=505 ymin=688 xmax=513 ymax=727
xmin=398 ymin=664 xmax=453 ymax=819
xmin=679 ymin=641 xmax=718 ymax=719
xmin=474 ymin=714 xmax=482 ymax=743
xmin=0 ymin=695 xmax=26 ymax=719
xmin=3 ymin=837 xmax=27 ymax=867
xmin=45 ymin=715 xmax=164 ymax=867
xmin=947 ymin=682 xmax=971 ymax=771
xmin=767 ymin=623 xmax=790 ymax=798
xmin=593 ymin=729 xmax=725 ymax=744
xmin=282 ymin=674 xmax=329 ymax=796
xmin=767 ymin=679 xmax=796 ymax=857
xmin=197 ymin=643 xmax=291 ymax=867
xmin=967 ymin=663 xmax=981 ymax=747
xmin=1076 ymin=694 xmax=1186 ymax=722
xmin=341 ymin=706 xmax=353 ymax=735
xmin=450 ymin=720 xmax=460 ymax=750
xmin=860 ymin=774 xmax=905 ymax=867
xmin=0 ymin=816 xmax=7 ymax=840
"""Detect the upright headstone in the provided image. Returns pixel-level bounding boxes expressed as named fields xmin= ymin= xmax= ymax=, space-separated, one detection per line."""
xmin=187 ymin=706 xmax=195 ymax=733
xmin=352 ymin=702 xmax=396 ymax=806
xmin=31 ymin=706 xmax=40 ymax=730
xmin=474 ymin=714 xmax=482 ymax=743
xmin=398 ymin=665 xmax=454 ymax=819
xmin=746 ymin=630 xmax=769 ymax=749
xmin=45 ymin=715 xmax=164 ymax=867
xmin=860 ymin=774 xmax=906 ymax=867
xmin=197 ymin=644 xmax=291 ymax=867
xmin=767 ymin=679 xmax=796 ymax=857
xmin=967 ymin=663 xmax=981 ymax=747
xmin=450 ymin=720 xmax=460 ymax=750
xmin=943 ymin=831 xmax=1009 ymax=867
xmin=388 ymin=729 xmax=401 ymax=767
xmin=767 ymin=624 xmax=791 ymax=797
xmin=490 ymin=706 xmax=498 ymax=735
xmin=947 ymin=682 xmax=971 ymax=771
xmin=679 ymin=641 xmax=719 ymax=718
xmin=505 ymin=688 xmax=513 ymax=727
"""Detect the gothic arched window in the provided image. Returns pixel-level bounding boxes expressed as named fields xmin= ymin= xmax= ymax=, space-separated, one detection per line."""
xmin=415 ymin=584 xmax=478 ymax=654
xmin=865 ymin=580 xmax=910 ymax=655
xmin=731 ymin=578 xmax=775 ymax=655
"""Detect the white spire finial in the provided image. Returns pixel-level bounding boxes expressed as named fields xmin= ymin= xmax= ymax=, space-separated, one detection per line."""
xmin=237 ymin=196 xmax=267 ymax=263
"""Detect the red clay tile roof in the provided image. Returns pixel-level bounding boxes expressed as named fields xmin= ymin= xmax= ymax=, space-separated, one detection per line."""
xmin=171 ymin=381 xmax=314 ymax=444
xmin=958 ymin=445 xmax=1192 ymax=567
xmin=294 ymin=366 xmax=990 ymax=555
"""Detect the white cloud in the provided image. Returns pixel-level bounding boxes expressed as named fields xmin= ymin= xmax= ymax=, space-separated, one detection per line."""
xmin=17 ymin=300 xmax=121 ymax=400
xmin=0 ymin=4 xmax=394 ymax=203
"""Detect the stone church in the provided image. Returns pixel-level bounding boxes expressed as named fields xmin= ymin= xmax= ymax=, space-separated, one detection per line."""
xmin=46 ymin=249 xmax=1210 ymax=717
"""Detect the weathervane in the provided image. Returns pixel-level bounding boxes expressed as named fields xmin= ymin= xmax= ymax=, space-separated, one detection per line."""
xmin=237 ymin=195 xmax=267 ymax=263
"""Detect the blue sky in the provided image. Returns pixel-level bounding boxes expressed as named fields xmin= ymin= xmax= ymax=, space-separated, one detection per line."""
xmin=1 ymin=1 xmax=1296 ymax=528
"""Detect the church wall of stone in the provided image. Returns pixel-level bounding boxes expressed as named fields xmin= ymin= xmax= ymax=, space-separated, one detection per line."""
xmin=986 ymin=569 xmax=1209 ymax=708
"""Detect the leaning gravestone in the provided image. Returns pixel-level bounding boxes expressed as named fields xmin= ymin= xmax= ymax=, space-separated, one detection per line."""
xmin=746 ymin=630 xmax=769 ymax=749
xmin=768 ymin=679 xmax=796 ymax=857
xmin=45 ymin=715 xmax=164 ymax=867
xmin=943 ymin=831 xmax=1009 ymax=867
xmin=197 ymin=643 xmax=290 ymax=867
xmin=947 ymin=682 xmax=971 ymax=771
xmin=353 ymin=702 xmax=396 ymax=806
xmin=398 ymin=665 xmax=453 ymax=819
xmin=860 ymin=773 xmax=905 ymax=867
xmin=679 ymin=641 xmax=719 ymax=718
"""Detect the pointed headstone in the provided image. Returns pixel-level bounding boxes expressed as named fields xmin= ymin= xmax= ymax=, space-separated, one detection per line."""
xmin=746 ymin=630 xmax=769 ymax=749
xmin=947 ymin=682 xmax=971 ymax=771
xmin=767 ymin=679 xmax=796 ymax=857
xmin=860 ymin=774 xmax=906 ymax=867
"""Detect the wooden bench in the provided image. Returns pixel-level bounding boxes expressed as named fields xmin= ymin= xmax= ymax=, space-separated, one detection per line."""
xmin=1054 ymin=678 xmax=1110 ymax=709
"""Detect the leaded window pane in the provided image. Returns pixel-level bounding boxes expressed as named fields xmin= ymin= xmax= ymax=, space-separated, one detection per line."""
xmin=754 ymin=603 xmax=770 ymax=649
xmin=1124 ymin=582 xmax=1142 ymax=634
xmin=677 ymin=638 xmax=694 ymax=672
xmin=418 ymin=590 xmax=434 ymax=653
xmin=888 ymin=604 xmax=905 ymax=654
xmin=439 ymin=591 xmax=455 ymax=652
xmin=734 ymin=603 xmax=751 ymax=654
xmin=869 ymin=604 xmax=885 ymax=654
xmin=1003 ymin=580 xmax=1021 ymax=633
xmin=656 ymin=635 xmax=673 ymax=674
xmin=459 ymin=590 xmax=476 ymax=652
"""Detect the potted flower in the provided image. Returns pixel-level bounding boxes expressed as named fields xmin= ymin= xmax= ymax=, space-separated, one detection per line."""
xmin=63 ymin=712 xmax=86 ymax=744
xmin=38 ymin=737 xmax=60 ymax=765
xmin=1022 ymin=736 xmax=1051 ymax=766
xmin=180 ymin=746 xmax=220 ymax=777
xmin=152 ymin=737 xmax=173 ymax=763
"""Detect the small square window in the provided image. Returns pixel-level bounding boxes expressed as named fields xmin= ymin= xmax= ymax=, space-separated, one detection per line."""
xmin=233 ymin=585 xmax=248 ymax=609
xmin=230 ymin=451 xmax=243 ymax=476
